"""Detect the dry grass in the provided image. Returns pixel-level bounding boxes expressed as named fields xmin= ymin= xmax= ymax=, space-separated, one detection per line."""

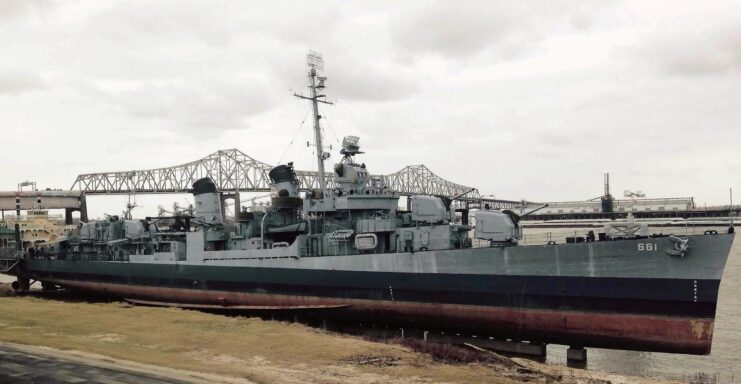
xmin=0 ymin=295 xmax=517 ymax=384
xmin=0 ymin=293 xmax=681 ymax=384
xmin=392 ymin=338 xmax=511 ymax=366
xmin=0 ymin=282 xmax=14 ymax=297
xmin=684 ymin=372 xmax=739 ymax=384
xmin=687 ymin=373 xmax=719 ymax=384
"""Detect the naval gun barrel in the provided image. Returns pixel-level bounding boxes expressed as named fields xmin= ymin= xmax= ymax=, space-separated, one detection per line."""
xmin=519 ymin=203 xmax=549 ymax=218
xmin=450 ymin=188 xmax=477 ymax=201
xmin=448 ymin=188 xmax=477 ymax=223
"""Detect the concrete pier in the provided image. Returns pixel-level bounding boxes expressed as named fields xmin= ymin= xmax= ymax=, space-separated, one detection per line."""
xmin=567 ymin=346 xmax=587 ymax=362
xmin=425 ymin=332 xmax=547 ymax=358
xmin=11 ymin=277 xmax=30 ymax=292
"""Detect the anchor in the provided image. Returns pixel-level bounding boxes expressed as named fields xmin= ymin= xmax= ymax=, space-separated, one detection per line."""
xmin=666 ymin=235 xmax=690 ymax=258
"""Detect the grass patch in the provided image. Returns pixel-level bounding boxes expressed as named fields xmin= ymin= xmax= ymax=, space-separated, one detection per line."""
xmin=0 ymin=283 xmax=14 ymax=297
xmin=0 ymin=293 xmax=680 ymax=384
xmin=0 ymin=295 xmax=517 ymax=384
xmin=394 ymin=338 xmax=502 ymax=365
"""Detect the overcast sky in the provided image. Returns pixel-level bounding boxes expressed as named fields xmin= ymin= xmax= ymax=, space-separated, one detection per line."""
xmin=1 ymin=0 xmax=740 ymax=218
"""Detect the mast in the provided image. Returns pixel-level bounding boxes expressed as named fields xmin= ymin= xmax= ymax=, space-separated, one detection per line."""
xmin=294 ymin=51 xmax=333 ymax=193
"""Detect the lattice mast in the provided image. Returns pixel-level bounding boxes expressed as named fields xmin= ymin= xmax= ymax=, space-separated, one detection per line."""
xmin=294 ymin=51 xmax=333 ymax=193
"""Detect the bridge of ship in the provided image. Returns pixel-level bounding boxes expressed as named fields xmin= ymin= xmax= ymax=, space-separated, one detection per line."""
xmin=69 ymin=149 xmax=524 ymax=211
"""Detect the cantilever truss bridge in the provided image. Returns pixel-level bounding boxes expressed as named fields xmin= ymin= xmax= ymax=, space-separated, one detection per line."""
xmin=71 ymin=149 xmax=524 ymax=209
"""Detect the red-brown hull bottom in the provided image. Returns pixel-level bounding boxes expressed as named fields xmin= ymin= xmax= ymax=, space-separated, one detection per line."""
xmin=47 ymin=278 xmax=714 ymax=355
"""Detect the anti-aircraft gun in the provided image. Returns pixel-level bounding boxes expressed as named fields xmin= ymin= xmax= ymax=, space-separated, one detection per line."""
xmin=75 ymin=215 xmax=157 ymax=260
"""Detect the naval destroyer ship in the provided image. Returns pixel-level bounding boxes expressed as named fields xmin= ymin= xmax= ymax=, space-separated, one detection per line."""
xmin=2 ymin=55 xmax=735 ymax=355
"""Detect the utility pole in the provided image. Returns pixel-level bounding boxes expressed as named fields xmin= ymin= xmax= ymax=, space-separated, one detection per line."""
xmin=294 ymin=51 xmax=334 ymax=193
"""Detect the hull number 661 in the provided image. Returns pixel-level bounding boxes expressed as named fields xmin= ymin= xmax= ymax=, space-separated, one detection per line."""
xmin=638 ymin=243 xmax=657 ymax=251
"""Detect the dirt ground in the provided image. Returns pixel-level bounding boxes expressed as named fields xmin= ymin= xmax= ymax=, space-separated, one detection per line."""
xmin=0 ymin=286 xmax=676 ymax=384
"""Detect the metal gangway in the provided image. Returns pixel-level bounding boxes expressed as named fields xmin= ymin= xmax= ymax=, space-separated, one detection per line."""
xmin=0 ymin=249 xmax=21 ymax=274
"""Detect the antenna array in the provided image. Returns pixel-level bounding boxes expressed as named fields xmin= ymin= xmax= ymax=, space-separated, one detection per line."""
xmin=306 ymin=50 xmax=324 ymax=72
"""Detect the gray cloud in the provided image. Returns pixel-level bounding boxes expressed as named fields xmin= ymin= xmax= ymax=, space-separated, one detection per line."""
xmin=391 ymin=2 xmax=521 ymax=58
xmin=330 ymin=62 xmax=421 ymax=102
xmin=86 ymin=77 xmax=276 ymax=134
xmin=231 ymin=4 xmax=343 ymax=48
xmin=87 ymin=2 xmax=230 ymax=47
xmin=0 ymin=0 xmax=50 ymax=21
xmin=268 ymin=51 xmax=422 ymax=103
xmin=568 ymin=13 xmax=594 ymax=31
xmin=634 ymin=20 xmax=741 ymax=77
xmin=389 ymin=1 xmax=614 ymax=61
xmin=0 ymin=71 xmax=45 ymax=94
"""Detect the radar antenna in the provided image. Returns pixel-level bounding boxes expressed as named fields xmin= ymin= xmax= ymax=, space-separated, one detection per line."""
xmin=122 ymin=194 xmax=139 ymax=220
xmin=294 ymin=50 xmax=334 ymax=193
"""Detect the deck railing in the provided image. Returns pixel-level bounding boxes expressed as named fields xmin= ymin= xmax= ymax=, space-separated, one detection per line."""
xmin=472 ymin=223 xmax=734 ymax=248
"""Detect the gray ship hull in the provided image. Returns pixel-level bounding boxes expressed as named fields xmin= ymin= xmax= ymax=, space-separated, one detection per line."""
xmin=13 ymin=233 xmax=734 ymax=355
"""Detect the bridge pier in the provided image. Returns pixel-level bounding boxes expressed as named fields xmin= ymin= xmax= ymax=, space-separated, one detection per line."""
xmin=64 ymin=195 xmax=87 ymax=225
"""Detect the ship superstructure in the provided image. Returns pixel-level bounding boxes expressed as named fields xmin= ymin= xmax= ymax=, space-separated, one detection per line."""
xmin=1 ymin=53 xmax=735 ymax=356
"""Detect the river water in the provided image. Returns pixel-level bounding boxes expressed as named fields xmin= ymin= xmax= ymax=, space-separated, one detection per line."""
xmin=1 ymin=226 xmax=737 ymax=381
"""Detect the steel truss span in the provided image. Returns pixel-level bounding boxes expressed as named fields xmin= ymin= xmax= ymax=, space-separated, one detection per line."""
xmin=70 ymin=149 xmax=524 ymax=208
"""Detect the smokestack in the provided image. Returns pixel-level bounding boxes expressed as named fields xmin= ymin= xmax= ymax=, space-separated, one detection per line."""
xmin=192 ymin=178 xmax=223 ymax=225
